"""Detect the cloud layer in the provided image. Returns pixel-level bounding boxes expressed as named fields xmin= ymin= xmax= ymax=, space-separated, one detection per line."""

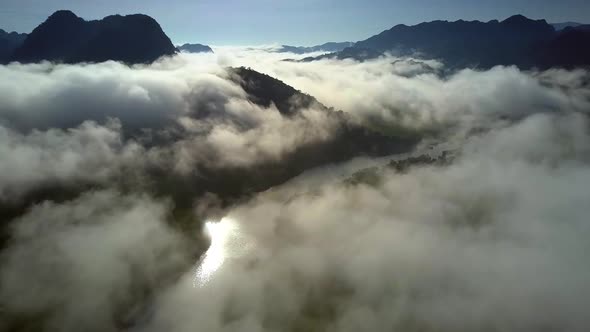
xmin=213 ymin=48 xmax=590 ymax=131
xmin=147 ymin=112 xmax=590 ymax=332
xmin=0 ymin=49 xmax=589 ymax=332
xmin=0 ymin=191 xmax=192 ymax=332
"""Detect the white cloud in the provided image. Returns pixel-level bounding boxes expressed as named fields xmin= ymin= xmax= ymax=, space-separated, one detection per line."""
xmin=0 ymin=120 xmax=142 ymax=201
xmin=147 ymin=113 xmax=590 ymax=332
xmin=0 ymin=49 xmax=589 ymax=332
xmin=0 ymin=191 xmax=191 ymax=332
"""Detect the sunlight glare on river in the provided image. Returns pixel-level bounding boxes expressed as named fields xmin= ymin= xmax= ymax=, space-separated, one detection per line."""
xmin=193 ymin=218 xmax=237 ymax=287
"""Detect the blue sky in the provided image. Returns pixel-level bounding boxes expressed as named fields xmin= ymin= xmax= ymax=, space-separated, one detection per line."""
xmin=1 ymin=0 xmax=589 ymax=45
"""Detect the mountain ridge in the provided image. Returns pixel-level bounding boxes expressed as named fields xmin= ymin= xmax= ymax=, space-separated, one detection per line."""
xmin=304 ymin=14 xmax=590 ymax=70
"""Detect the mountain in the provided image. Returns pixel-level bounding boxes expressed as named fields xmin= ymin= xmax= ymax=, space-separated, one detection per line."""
xmin=11 ymin=10 xmax=176 ymax=64
xmin=551 ymin=22 xmax=583 ymax=30
xmin=277 ymin=42 xmax=355 ymax=54
xmin=178 ymin=43 xmax=213 ymax=53
xmin=0 ymin=29 xmax=27 ymax=63
xmin=306 ymin=15 xmax=590 ymax=70
xmin=353 ymin=15 xmax=556 ymax=68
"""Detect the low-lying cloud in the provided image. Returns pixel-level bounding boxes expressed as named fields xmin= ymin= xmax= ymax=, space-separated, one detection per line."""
xmin=0 ymin=191 xmax=192 ymax=332
xmin=0 ymin=120 xmax=142 ymax=201
xmin=147 ymin=112 xmax=590 ymax=332
xmin=0 ymin=55 xmax=348 ymax=203
xmin=214 ymin=48 xmax=590 ymax=130
xmin=0 ymin=48 xmax=589 ymax=332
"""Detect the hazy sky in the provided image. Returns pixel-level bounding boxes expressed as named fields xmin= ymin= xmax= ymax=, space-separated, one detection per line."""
xmin=1 ymin=0 xmax=589 ymax=45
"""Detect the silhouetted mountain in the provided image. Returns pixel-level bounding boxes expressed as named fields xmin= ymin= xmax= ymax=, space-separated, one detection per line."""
xmin=11 ymin=10 xmax=176 ymax=64
xmin=305 ymin=15 xmax=590 ymax=69
xmin=353 ymin=15 xmax=556 ymax=68
xmin=551 ymin=22 xmax=583 ymax=30
xmin=277 ymin=42 xmax=354 ymax=54
xmin=178 ymin=43 xmax=213 ymax=53
xmin=0 ymin=29 xmax=27 ymax=62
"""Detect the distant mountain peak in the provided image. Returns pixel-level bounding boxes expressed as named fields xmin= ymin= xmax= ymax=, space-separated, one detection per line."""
xmin=11 ymin=10 xmax=176 ymax=64
xmin=503 ymin=14 xmax=529 ymax=23
xmin=46 ymin=10 xmax=80 ymax=21
xmin=502 ymin=14 xmax=548 ymax=26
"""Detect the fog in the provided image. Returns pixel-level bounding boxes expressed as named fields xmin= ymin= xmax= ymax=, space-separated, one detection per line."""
xmin=148 ymin=113 xmax=590 ymax=332
xmin=0 ymin=54 xmax=344 ymax=202
xmin=0 ymin=48 xmax=589 ymax=332
xmin=1 ymin=191 xmax=191 ymax=331
xmin=208 ymin=47 xmax=590 ymax=130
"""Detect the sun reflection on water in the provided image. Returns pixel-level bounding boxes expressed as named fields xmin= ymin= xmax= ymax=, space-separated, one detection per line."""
xmin=193 ymin=218 xmax=236 ymax=287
